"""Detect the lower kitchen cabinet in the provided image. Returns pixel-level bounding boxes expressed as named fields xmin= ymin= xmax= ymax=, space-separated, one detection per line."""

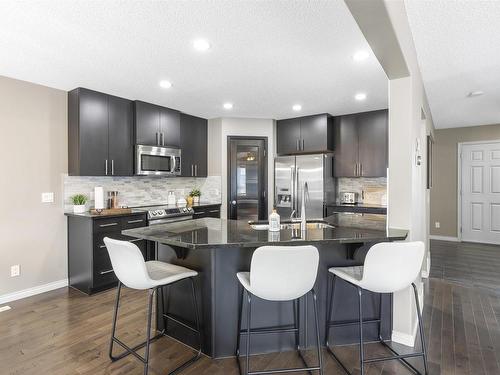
xmin=67 ymin=212 xmax=148 ymax=294
xmin=192 ymin=204 xmax=221 ymax=219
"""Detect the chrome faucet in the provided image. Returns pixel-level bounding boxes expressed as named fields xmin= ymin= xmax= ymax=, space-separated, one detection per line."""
xmin=300 ymin=182 xmax=309 ymax=232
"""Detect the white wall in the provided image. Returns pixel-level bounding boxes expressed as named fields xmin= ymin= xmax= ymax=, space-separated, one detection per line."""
xmin=208 ymin=117 xmax=275 ymax=218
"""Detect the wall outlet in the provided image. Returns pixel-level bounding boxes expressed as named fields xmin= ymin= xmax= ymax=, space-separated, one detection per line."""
xmin=41 ymin=192 xmax=54 ymax=203
xmin=10 ymin=265 xmax=20 ymax=277
xmin=435 ymin=221 xmax=441 ymax=229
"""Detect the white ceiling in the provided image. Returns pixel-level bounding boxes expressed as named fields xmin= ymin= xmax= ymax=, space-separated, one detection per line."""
xmin=405 ymin=0 xmax=500 ymax=129
xmin=0 ymin=1 xmax=387 ymax=120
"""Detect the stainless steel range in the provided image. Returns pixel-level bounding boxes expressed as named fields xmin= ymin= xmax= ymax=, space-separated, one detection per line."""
xmin=142 ymin=205 xmax=194 ymax=226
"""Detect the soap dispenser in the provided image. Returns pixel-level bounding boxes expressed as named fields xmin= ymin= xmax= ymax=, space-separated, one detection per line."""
xmin=268 ymin=208 xmax=281 ymax=232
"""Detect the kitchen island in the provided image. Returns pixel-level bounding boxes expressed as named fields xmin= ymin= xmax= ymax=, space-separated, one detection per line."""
xmin=123 ymin=214 xmax=407 ymax=358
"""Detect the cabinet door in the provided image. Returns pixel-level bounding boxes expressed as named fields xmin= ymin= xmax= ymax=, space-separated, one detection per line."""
xmin=78 ymin=89 xmax=109 ymax=176
xmin=134 ymin=101 xmax=160 ymax=146
xmin=277 ymin=118 xmax=301 ymax=155
xmin=357 ymin=110 xmax=388 ymax=177
xmin=108 ymin=96 xmax=134 ymax=176
xmin=180 ymin=114 xmax=208 ymax=177
xmin=160 ymin=107 xmax=180 ymax=147
xmin=333 ymin=114 xmax=358 ymax=177
xmin=300 ymin=114 xmax=330 ymax=152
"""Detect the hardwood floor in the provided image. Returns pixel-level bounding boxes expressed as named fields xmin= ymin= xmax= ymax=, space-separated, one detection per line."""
xmin=1 ymin=240 xmax=499 ymax=374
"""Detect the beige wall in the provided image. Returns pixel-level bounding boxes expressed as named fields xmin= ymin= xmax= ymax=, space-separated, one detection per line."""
xmin=0 ymin=76 xmax=68 ymax=297
xmin=430 ymin=124 xmax=500 ymax=238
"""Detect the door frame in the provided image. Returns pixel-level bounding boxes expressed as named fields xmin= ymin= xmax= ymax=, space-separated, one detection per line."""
xmin=227 ymin=136 xmax=268 ymax=220
xmin=457 ymin=139 xmax=500 ymax=242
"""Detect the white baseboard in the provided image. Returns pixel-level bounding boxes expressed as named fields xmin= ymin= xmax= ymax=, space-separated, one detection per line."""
xmin=0 ymin=279 xmax=68 ymax=305
xmin=392 ymin=321 xmax=418 ymax=347
xmin=429 ymin=235 xmax=460 ymax=242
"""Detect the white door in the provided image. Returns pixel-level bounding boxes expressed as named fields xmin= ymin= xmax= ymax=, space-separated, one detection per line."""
xmin=461 ymin=142 xmax=500 ymax=244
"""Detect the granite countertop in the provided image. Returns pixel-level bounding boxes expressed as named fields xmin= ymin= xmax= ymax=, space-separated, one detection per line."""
xmin=122 ymin=214 xmax=407 ymax=249
xmin=64 ymin=201 xmax=222 ymax=219
xmin=327 ymin=203 xmax=387 ymax=214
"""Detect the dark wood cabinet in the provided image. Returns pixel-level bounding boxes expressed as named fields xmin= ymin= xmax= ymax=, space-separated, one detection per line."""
xmin=68 ymin=88 xmax=134 ymax=176
xmin=67 ymin=213 xmax=148 ymax=295
xmin=333 ymin=109 xmax=388 ymax=178
xmin=276 ymin=114 xmax=333 ymax=155
xmin=192 ymin=204 xmax=221 ymax=219
xmin=180 ymin=113 xmax=208 ymax=177
xmin=134 ymin=101 xmax=180 ymax=147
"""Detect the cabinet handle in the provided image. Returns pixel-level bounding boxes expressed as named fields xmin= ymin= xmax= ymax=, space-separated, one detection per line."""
xmin=160 ymin=132 xmax=164 ymax=146
xmin=100 ymin=269 xmax=114 ymax=275
xmin=209 ymin=210 xmax=219 ymax=213
xmin=111 ymin=160 xmax=114 ymax=175
xmin=360 ymin=163 xmax=363 ymax=176
xmin=127 ymin=219 xmax=143 ymax=224
xmin=156 ymin=132 xmax=159 ymax=145
xmin=354 ymin=164 xmax=357 ymax=176
xmin=194 ymin=164 xmax=198 ymax=176
xmin=296 ymin=139 xmax=300 ymax=151
xmin=301 ymin=139 xmax=305 ymax=150
xmin=128 ymin=238 xmax=143 ymax=243
xmin=105 ymin=160 xmax=108 ymax=175
xmin=191 ymin=165 xmax=194 ymax=177
xmin=99 ymin=222 xmax=118 ymax=227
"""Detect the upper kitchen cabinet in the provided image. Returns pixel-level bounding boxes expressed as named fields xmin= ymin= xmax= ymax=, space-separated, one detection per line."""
xmin=276 ymin=114 xmax=333 ymax=155
xmin=134 ymin=101 xmax=180 ymax=147
xmin=180 ymin=113 xmax=207 ymax=177
xmin=68 ymin=88 xmax=133 ymax=176
xmin=333 ymin=109 xmax=388 ymax=178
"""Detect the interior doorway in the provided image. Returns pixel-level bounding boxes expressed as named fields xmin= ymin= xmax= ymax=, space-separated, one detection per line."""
xmin=459 ymin=140 xmax=500 ymax=244
xmin=227 ymin=137 xmax=268 ymax=221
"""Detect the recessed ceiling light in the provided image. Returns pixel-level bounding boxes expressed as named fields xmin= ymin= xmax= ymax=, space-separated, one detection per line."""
xmin=193 ymin=39 xmax=211 ymax=51
xmin=292 ymin=104 xmax=302 ymax=111
xmin=223 ymin=102 xmax=233 ymax=110
xmin=159 ymin=80 xmax=172 ymax=89
xmin=353 ymin=50 xmax=369 ymax=61
xmin=355 ymin=93 xmax=367 ymax=101
xmin=467 ymin=91 xmax=484 ymax=97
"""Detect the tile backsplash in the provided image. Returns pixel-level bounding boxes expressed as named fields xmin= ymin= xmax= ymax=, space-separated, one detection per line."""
xmin=337 ymin=177 xmax=387 ymax=206
xmin=63 ymin=175 xmax=221 ymax=210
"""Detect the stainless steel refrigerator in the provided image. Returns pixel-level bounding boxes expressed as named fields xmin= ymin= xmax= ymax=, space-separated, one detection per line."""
xmin=274 ymin=154 xmax=335 ymax=219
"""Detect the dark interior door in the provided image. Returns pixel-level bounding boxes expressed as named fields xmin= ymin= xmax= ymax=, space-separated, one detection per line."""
xmin=108 ymin=96 xmax=133 ymax=176
xmin=357 ymin=109 xmax=388 ymax=177
xmin=228 ymin=138 xmax=267 ymax=221
xmin=333 ymin=114 xmax=358 ymax=177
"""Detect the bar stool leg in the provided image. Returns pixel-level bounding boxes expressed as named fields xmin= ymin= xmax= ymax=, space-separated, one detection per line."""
xmin=412 ymin=283 xmax=429 ymax=375
xmin=109 ymin=281 xmax=122 ymax=360
xmin=311 ymin=289 xmax=324 ymax=375
xmin=143 ymin=288 xmax=155 ymax=375
xmin=357 ymin=287 xmax=364 ymax=375
xmin=245 ymin=292 xmax=252 ymax=375
xmin=324 ymin=274 xmax=336 ymax=347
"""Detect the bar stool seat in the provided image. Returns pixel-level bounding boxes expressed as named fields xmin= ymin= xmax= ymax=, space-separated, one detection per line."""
xmin=104 ymin=237 xmax=202 ymax=375
xmin=146 ymin=261 xmax=198 ymax=285
xmin=236 ymin=245 xmax=324 ymax=375
xmin=325 ymin=241 xmax=429 ymax=375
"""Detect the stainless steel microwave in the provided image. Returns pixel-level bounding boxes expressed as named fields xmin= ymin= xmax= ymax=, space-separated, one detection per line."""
xmin=135 ymin=145 xmax=181 ymax=176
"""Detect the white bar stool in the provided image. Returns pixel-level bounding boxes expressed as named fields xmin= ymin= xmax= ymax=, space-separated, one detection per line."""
xmin=235 ymin=245 xmax=324 ymax=375
xmin=325 ymin=241 xmax=428 ymax=375
xmin=104 ymin=237 xmax=202 ymax=375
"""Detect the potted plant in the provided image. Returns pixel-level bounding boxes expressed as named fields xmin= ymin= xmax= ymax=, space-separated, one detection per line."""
xmin=189 ymin=188 xmax=201 ymax=204
xmin=71 ymin=194 xmax=88 ymax=214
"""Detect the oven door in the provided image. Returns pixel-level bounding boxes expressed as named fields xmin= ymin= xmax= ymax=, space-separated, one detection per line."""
xmin=135 ymin=145 xmax=181 ymax=176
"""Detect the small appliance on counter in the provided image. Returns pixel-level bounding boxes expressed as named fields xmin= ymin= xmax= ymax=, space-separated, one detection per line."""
xmin=340 ymin=192 xmax=359 ymax=205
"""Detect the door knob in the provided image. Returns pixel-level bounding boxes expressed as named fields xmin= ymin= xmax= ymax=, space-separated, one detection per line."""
xmin=231 ymin=200 xmax=237 ymax=205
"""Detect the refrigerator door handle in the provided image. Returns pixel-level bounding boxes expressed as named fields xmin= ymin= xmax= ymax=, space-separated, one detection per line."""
xmin=296 ymin=167 xmax=300 ymax=216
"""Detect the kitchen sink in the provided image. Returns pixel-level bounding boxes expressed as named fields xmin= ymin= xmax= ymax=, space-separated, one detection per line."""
xmin=249 ymin=221 xmax=334 ymax=231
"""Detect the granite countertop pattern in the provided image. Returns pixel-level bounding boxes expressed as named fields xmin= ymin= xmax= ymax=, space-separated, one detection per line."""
xmin=122 ymin=214 xmax=407 ymax=249
xmin=64 ymin=201 xmax=222 ymax=219
xmin=327 ymin=204 xmax=387 ymax=214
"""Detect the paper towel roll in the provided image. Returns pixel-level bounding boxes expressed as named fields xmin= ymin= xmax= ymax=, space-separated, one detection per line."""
xmin=94 ymin=187 xmax=104 ymax=210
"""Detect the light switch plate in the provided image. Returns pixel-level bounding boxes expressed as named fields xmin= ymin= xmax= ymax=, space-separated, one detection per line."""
xmin=435 ymin=222 xmax=440 ymax=229
xmin=41 ymin=192 xmax=54 ymax=203
xmin=10 ymin=265 xmax=20 ymax=277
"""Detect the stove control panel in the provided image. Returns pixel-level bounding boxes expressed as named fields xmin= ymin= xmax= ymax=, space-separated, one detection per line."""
xmin=147 ymin=207 xmax=194 ymax=220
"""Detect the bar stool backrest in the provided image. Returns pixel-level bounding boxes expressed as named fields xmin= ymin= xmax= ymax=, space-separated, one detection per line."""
xmin=104 ymin=237 xmax=152 ymax=290
xmin=249 ymin=245 xmax=319 ymax=301
xmin=360 ymin=241 xmax=425 ymax=293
